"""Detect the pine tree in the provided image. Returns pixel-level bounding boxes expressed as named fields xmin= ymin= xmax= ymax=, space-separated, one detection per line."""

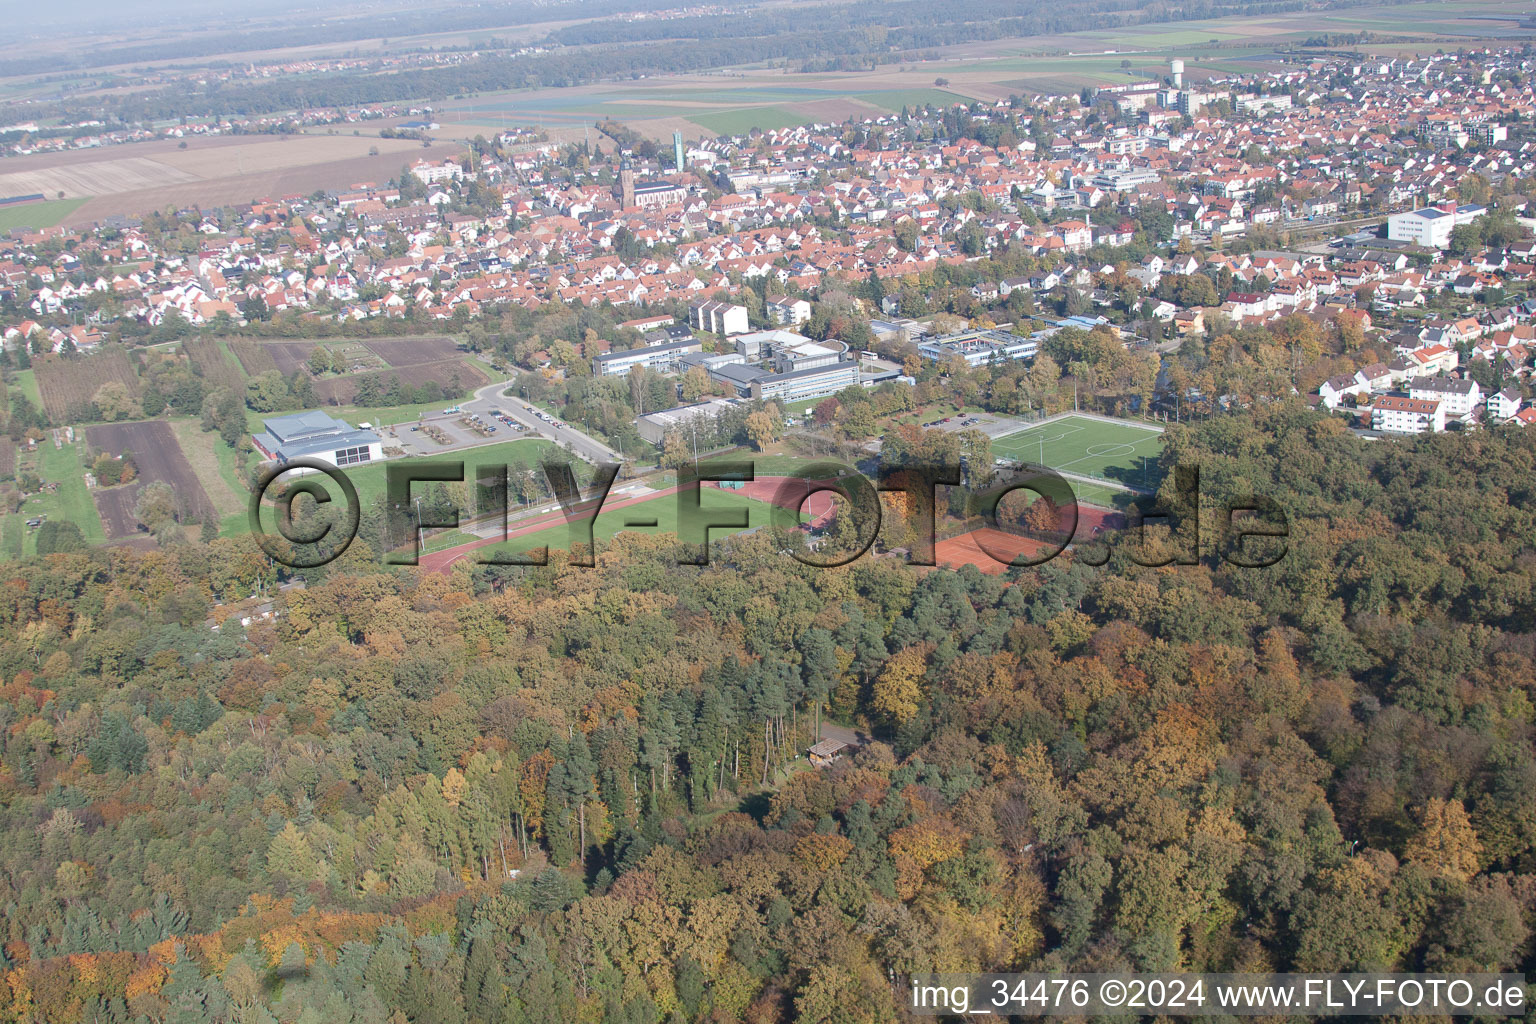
xmin=461 ymin=924 xmax=506 ymax=1024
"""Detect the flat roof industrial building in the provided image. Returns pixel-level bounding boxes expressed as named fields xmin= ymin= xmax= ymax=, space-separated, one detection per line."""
xmin=252 ymin=411 xmax=384 ymax=468
xmin=636 ymin=398 xmax=745 ymax=446
xmin=593 ymin=337 xmax=704 ymax=376
xmin=917 ymin=328 xmax=1039 ymax=367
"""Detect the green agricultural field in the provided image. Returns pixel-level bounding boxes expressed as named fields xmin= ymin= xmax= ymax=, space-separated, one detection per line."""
xmin=0 ymin=199 xmax=88 ymax=232
xmin=992 ymin=415 xmax=1164 ymax=490
xmin=855 ymin=89 xmax=965 ymax=111
xmin=687 ymin=107 xmax=805 ymax=136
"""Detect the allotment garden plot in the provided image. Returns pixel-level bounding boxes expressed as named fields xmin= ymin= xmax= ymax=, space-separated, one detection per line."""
xmin=84 ymin=421 xmax=215 ymax=539
xmin=992 ymin=415 xmax=1164 ymax=490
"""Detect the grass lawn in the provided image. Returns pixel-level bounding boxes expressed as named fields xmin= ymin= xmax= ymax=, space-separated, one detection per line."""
xmin=214 ymin=440 xmax=256 ymax=536
xmin=337 ymin=437 xmax=560 ymax=511
xmin=780 ymin=397 xmax=825 ymax=419
xmin=0 ymin=199 xmax=89 ymax=232
xmin=168 ymin=419 xmax=246 ymax=517
xmin=12 ymin=370 xmax=42 ymax=411
xmin=3 ymin=439 xmax=107 ymax=559
xmin=1065 ymin=480 xmax=1138 ymax=509
xmin=887 ymin=402 xmax=990 ymax=427
xmin=468 ymin=486 xmax=784 ymax=560
xmin=992 ymin=414 xmax=1164 ymax=489
xmin=422 ymin=527 xmax=493 ymax=553
xmin=464 ymin=355 xmax=505 ymax=380
xmin=39 ymin=442 xmax=107 ymax=546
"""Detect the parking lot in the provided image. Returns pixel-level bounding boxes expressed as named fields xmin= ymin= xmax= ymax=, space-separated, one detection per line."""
xmin=467 ymin=380 xmax=622 ymax=465
xmin=912 ymin=411 xmax=1026 ymax=439
xmin=383 ymin=407 xmax=539 ymax=456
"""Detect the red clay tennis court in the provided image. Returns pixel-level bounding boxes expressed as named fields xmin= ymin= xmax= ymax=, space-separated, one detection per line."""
xmin=932 ymin=501 xmax=1127 ymax=574
xmin=933 ymin=528 xmax=1055 ymax=574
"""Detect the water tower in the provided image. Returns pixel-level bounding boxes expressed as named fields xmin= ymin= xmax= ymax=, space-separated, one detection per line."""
xmin=1170 ymin=59 xmax=1185 ymax=88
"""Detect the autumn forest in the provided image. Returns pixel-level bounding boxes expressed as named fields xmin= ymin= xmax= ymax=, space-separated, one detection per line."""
xmin=0 ymin=404 xmax=1534 ymax=1023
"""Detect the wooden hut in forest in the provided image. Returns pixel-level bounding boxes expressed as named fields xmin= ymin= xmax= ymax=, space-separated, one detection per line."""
xmin=808 ymin=738 xmax=850 ymax=769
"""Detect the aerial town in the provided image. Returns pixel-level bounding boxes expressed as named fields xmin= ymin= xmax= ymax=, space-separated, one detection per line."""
xmin=4 ymin=43 xmax=1536 ymax=566
xmin=6 ymin=0 xmax=1536 ymax=1017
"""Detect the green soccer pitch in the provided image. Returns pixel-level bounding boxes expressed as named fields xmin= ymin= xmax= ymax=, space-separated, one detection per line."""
xmin=992 ymin=415 xmax=1165 ymax=490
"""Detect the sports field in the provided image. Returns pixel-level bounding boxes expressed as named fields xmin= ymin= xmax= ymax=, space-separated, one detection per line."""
xmin=992 ymin=415 xmax=1164 ymax=490
xmin=425 ymin=484 xmax=787 ymax=569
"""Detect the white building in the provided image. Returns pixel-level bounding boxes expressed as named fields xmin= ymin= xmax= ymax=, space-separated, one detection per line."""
xmin=410 ymin=159 xmax=463 ymax=186
xmin=917 ymin=328 xmax=1039 ymax=368
xmin=1488 ymin=387 xmax=1523 ymax=422
xmin=1235 ymin=94 xmax=1294 ymax=115
xmin=689 ymin=299 xmax=749 ymax=337
xmin=766 ymin=296 xmax=812 ymax=326
xmin=1103 ymin=135 xmax=1150 ymax=157
xmin=734 ymin=330 xmax=845 ymax=373
xmin=632 ymin=180 xmax=688 ymax=208
xmin=593 ymin=337 xmax=703 ymax=376
xmin=752 ymin=361 xmax=860 ymax=404
xmin=1372 ymin=395 xmax=1445 ymax=434
xmin=1404 ymin=344 xmax=1460 ymax=377
xmin=1354 ymin=362 xmax=1395 ymax=392
xmin=1387 ymin=203 xmax=1486 ymax=249
xmin=1318 ymin=375 xmax=1366 ymax=410
xmin=1091 ymin=166 xmax=1160 ymax=191
xmin=1408 ymin=376 xmax=1482 ymax=422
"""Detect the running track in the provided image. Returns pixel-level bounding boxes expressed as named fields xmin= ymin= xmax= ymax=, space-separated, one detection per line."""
xmin=418 ymin=484 xmax=681 ymax=571
xmin=418 ymin=477 xmax=1119 ymax=573
xmin=416 ymin=476 xmax=839 ymax=572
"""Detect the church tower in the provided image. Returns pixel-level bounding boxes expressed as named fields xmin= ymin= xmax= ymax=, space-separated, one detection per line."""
xmin=617 ymin=160 xmax=636 ymax=209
